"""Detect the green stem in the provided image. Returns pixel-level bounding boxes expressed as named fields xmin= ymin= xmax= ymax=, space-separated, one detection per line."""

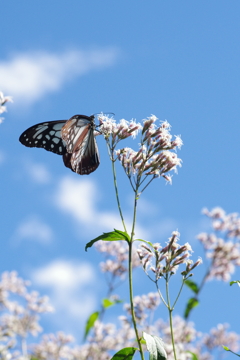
xmin=166 ymin=276 xmax=177 ymax=360
xmin=172 ymin=278 xmax=185 ymax=309
xmin=140 ymin=175 xmax=155 ymax=194
xmin=128 ymin=192 xmax=145 ymax=360
xmin=196 ymin=247 xmax=216 ymax=298
xmin=155 ymin=280 xmax=168 ymax=308
xmin=111 ymin=151 xmax=127 ymax=233
xmin=197 ymin=265 xmax=211 ymax=296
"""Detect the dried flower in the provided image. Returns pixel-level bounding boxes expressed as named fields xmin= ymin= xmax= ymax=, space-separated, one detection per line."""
xmin=138 ymin=231 xmax=201 ymax=280
xmin=116 ymin=116 xmax=182 ymax=188
xmin=200 ymin=324 xmax=240 ymax=354
xmin=98 ymin=114 xmax=182 ymax=190
xmin=124 ymin=292 xmax=160 ymax=324
xmin=95 ymin=241 xmax=140 ymax=289
xmin=98 ymin=115 xmax=142 ymax=143
xmin=198 ymin=207 xmax=240 ymax=281
xmin=33 ymin=332 xmax=75 ymax=360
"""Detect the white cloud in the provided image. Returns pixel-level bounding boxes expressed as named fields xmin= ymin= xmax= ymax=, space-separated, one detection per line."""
xmin=0 ymin=48 xmax=119 ymax=105
xmin=152 ymin=218 xmax=179 ymax=241
xmin=136 ymin=197 xmax=159 ymax=216
xmin=25 ymin=161 xmax=51 ymax=184
xmin=13 ymin=216 xmax=54 ymax=244
xmin=55 ymin=176 xmax=99 ymax=223
xmin=54 ymin=176 xmax=149 ymax=239
xmin=32 ymin=259 xmax=96 ymax=318
xmin=98 ymin=212 xmax=125 ymax=230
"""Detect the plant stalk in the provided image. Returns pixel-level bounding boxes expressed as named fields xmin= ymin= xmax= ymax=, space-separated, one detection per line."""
xmin=172 ymin=278 xmax=185 ymax=309
xmin=111 ymin=154 xmax=127 ymax=233
xmin=166 ymin=276 xmax=177 ymax=360
xmin=128 ymin=191 xmax=145 ymax=360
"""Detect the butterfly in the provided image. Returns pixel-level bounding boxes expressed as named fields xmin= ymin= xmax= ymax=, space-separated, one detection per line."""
xmin=19 ymin=114 xmax=100 ymax=175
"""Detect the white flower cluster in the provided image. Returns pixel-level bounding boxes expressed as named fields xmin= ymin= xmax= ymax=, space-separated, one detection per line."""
xmin=0 ymin=91 xmax=13 ymax=123
xmin=137 ymin=231 xmax=202 ymax=279
xmin=98 ymin=114 xmax=142 ymax=142
xmin=95 ymin=241 xmax=140 ymax=284
xmin=98 ymin=115 xmax=183 ymax=186
xmin=198 ymin=207 xmax=240 ymax=281
xmin=0 ymin=271 xmax=237 ymax=359
xmin=124 ymin=292 xmax=160 ymax=325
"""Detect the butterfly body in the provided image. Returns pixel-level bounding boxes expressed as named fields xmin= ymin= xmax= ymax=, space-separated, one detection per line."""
xmin=19 ymin=115 xmax=100 ymax=175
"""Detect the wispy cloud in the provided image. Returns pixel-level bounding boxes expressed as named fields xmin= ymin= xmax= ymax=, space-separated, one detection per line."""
xmin=24 ymin=161 xmax=52 ymax=184
xmin=31 ymin=259 xmax=97 ymax=318
xmin=0 ymin=48 xmax=119 ymax=105
xmin=13 ymin=216 xmax=54 ymax=244
xmin=54 ymin=176 xmax=149 ymax=239
xmin=55 ymin=176 xmax=98 ymax=223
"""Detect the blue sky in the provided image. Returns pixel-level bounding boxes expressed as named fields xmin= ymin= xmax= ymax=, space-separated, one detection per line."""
xmin=0 ymin=0 xmax=240 ymax=353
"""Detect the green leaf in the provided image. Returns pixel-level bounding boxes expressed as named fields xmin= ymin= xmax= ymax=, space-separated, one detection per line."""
xmin=85 ymin=229 xmax=130 ymax=251
xmin=222 ymin=345 xmax=240 ymax=356
xmin=230 ymin=280 xmax=240 ymax=287
xmin=222 ymin=345 xmax=230 ymax=351
xmin=184 ymin=280 xmax=199 ymax=294
xmin=102 ymin=298 xmax=114 ymax=308
xmin=110 ymin=347 xmax=138 ymax=359
xmin=134 ymin=239 xmax=154 ymax=248
xmin=84 ymin=311 xmax=99 ymax=339
xmin=187 ymin=351 xmax=199 ymax=360
xmin=143 ymin=332 xmax=167 ymax=360
xmin=102 ymin=298 xmax=123 ymax=308
xmin=184 ymin=298 xmax=199 ymax=319
xmin=102 ymin=298 xmax=120 ymax=308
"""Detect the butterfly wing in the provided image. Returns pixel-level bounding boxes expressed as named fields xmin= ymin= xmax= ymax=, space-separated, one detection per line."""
xmin=71 ymin=127 xmax=100 ymax=175
xmin=19 ymin=120 xmax=67 ymax=155
xmin=61 ymin=115 xmax=100 ymax=175
xmin=19 ymin=115 xmax=100 ymax=175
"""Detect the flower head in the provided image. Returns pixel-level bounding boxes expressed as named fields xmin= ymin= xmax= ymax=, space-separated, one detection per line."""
xmin=197 ymin=207 xmax=240 ymax=281
xmin=0 ymin=91 xmax=13 ymax=122
xmin=138 ymin=231 xmax=201 ymax=280
xmin=116 ymin=115 xmax=182 ymax=187
xmin=98 ymin=114 xmax=142 ymax=143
